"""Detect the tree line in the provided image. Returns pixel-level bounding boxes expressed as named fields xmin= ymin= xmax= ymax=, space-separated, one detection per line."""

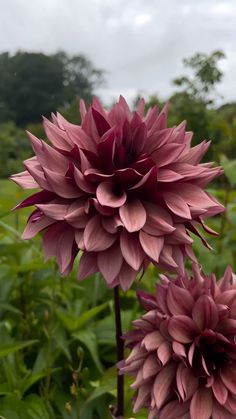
xmin=0 ymin=49 xmax=236 ymax=177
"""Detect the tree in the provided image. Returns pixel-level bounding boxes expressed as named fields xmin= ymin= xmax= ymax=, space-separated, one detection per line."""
xmin=168 ymin=50 xmax=225 ymax=148
xmin=172 ymin=50 xmax=225 ymax=105
xmin=0 ymin=51 xmax=104 ymax=126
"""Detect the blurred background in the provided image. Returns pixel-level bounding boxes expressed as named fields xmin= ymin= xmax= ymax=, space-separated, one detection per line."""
xmin=0 ymin=1 xmax=236 ymax=418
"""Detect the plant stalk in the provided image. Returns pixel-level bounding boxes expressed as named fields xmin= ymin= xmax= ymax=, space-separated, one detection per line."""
xmin=113 ymin=286 xmax=124 ymax=418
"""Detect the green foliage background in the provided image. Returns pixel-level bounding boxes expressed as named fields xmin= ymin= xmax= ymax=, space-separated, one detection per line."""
xmin=0 ymin=50 xmax=236 ymax=418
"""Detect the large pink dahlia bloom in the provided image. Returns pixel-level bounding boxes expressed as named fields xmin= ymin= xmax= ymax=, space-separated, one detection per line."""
xmin=119 ymin=266 xmax=236 ymax=418
xmin=11 ymin=97 xmax=223 ymax=290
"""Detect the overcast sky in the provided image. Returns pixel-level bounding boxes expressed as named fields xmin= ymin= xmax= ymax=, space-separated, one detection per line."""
xmin=1 ymin=0 xmax=236 ymax=105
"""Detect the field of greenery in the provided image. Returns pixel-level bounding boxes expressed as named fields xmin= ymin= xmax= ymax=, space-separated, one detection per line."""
xmin=1 ymin=49 xmax=236 ymax=418
xmin=0 ymin=164 xmax=236 ymax=419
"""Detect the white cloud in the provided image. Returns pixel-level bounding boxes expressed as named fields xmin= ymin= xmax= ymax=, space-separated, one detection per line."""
xmin=0 ymin=0 xmax=236 ymax=104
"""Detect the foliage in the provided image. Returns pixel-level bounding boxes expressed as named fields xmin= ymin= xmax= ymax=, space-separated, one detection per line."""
xmin=0 ymin=51 xmax=104 ymax=126
xmin=0 ymin=122 xmax=31 ymax=178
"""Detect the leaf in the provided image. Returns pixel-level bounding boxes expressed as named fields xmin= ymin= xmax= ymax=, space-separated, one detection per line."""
xmin=85 ymin=366 xmax=116 ymax=404
xmin=0 ymin=340 xmax=38 ymax=358
xmin=56 ymin=302 xmax=109 ymax=332
xmin=73 ymin=330 xmax=103 ymax=374
xmin=20 ymin=368 xmax=61 ymax=395
xmin=220 ymin=155 xmax=236 ymax=187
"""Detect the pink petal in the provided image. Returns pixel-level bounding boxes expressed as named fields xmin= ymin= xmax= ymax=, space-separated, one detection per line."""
xmin=151 ymin=143 xmax=186 ymax=167
xmin=172 ymin=341 xmax=186 ymax=358
xmin=42 ymin=222 xmax=67 ymax=260
xmin=44 ymin=168 xmax=83 ymax=199
xmin=14 ymin=190 xmax=55 ymax=210
xmin=92 ymin=107 xmax=111 ymax=136
xmin=11 ymin=170 xmax=39 ymax=189
xmin=43 ymin=117 xmax=72 ymax=151
xmin=56 ymin=228 xmax=75 ymax=275
xmin=176 ymin=364 xmax=199 ymax=401
xmin=22 ymin=214 xmax=55 ymax=239
xmin=153 ymin=364 xmax=176 ymax=409
xmin=167 ymin=283 xmax=194 ymax=315
xmin=168 ymin=315 xmax=198 ymax=343
xmin=119 ymin=199 xmax=146 ymax=233
xmin=192 ymin=295 xmax=219 ymax=330
xmin=217 ymin=318 xmax=236 ymax=334
xmin=190 ymin=388 xmax=213 ymax=419
xmin=143 ymin=202 xmax=175 ymax=235
xmin=142 ymin=331 xmax=164 ymax=351
xmin=158 ymin=169 xmax=184 ymax=182
xmin=159 ymin=400 xmax=190 ymax=419
xmin=84 ymin=215 xmax=116 ymax=252
xmin=163 ymin=192 xmax=191 ymax=219
xmin=73 ymin=165 xmax=96 ymax=194
xmin=120 ymin=230 xmax=144 ymax=270
xmin=132 ymin=122 xmax=147 ymax=154
xmin=157 ymin=341 xmax=172 ymax=365
xmin=117 ymin=262 xmax=137 ymax=291
xmin=212 ymin=377 xmax=228 ymax=405
xmin=37 ymin=202 xmax=69 ymax=220
xmin=96 ymin=181 xmax=127 ymax=208
xmin=77 ymin=252 xmax=98 ymax=281
xmin=65 ymin=200 xmax=89 ymax=228
xmin=97 ymin=244 xmax=123 ymax=284
xmin=133 ymin=384 xmax=152 ymax=413
xmin=142 ymin=355 xmax=160 ymax=379
xmin=139 ymin=231 xmax=164 ymax=262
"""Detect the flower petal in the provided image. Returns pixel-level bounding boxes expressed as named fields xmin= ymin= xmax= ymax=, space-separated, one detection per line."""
xmin=192 ymin=295 xmax=219 ymax=330
xmin=97 ymin=243 xmax=123 ymax=284
xmin=119 ymin=199 xmax=146 ymax=232
xmin=84 ymin=215 xmax=116 ymax=252
xmin=190 ymin=388 xmax=213 ymax=419
xmin=77 ymin=252 xmax=98 ymax=281
xmin=153 ymin=364 xmax=176 ymax=409
xmin=139 ymin=231 xmax=164 ymax=263
xmin=96 ymin=181 xmax=127 ymax=208
xmin=168 ymin=315 xmax=198 ymax=343
xmin=120 ymin=231 xmax=144 ymax=270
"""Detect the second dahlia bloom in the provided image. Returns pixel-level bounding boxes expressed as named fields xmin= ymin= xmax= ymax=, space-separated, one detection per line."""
xmin=11 ymin=97 xmax=223 ymax=290
xmin=119 ymin=266 xmax=236 ymax=418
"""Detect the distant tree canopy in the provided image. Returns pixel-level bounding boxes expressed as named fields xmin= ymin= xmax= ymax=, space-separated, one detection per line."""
xmin=0 ymin=51 xmax=104 ymax=126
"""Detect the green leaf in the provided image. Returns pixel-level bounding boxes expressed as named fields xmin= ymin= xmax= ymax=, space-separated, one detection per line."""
xmin=73 ymin=330 xmax=103 ymax=374
xmin=20 ymin=368 xmax=61 ymax=395
xmin=56 ymin=302 xmax=109 ymax=332
xmin=85 ymin=366 xmax=116 ymax=404
xmin=0 ymin=340 xmax=37 ymax=358
xmin=220 ymin=155 xmax=236 ymax=187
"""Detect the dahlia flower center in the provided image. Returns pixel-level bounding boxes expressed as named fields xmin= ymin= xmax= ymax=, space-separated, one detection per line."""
xmin=195 ymin=333 xmax=228 ymax=376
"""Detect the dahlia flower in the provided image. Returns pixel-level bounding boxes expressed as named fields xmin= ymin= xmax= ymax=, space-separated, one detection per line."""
xmin=119 ymin=265 xmax=236 ymax=418
xmin=11 ymin=96 xmax=223 ymax=290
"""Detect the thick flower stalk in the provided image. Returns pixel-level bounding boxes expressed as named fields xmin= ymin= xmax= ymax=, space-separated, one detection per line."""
xmin=11 ymin=96 xmax=223 ymax=290
xmin=119 ymin=265 xmax=236 ymax=418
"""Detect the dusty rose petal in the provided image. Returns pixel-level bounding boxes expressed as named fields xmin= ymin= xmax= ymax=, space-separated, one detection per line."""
xmin=84 ymin=215 xmax=116 ymax=252
xmin=164 ymin=191 xmax=191 ymax=219
xmin=192 ymin=295 xmax=219 ymax=330
xmin=190 ymin=388 xmax=213 ymax=419
xmin=167 ymin=283 xmax=194 ymax=315
xmin=168 ymin=315 xmax=198 ymax=343
xmin=120 ymin=230 xmax=144 ymax=270
xmin=97 ymin=243 xmax=123 ymax=284
xmin=139 ymin=231 xmax=164 ymax=262
xmin=117 ymin=262 xmax=137 ymax=291
xmin=22 ymin=214 xmax=55 ymax=239
xmin=96 ymin=180 xmax=126 ymax=208
xmin=77 ymin=252 xmax=98 ymax=281
xmin=153 ymin=364 xmax=176 ymax=409
xmin=119 ymin=199 xmax=146 ymax=232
